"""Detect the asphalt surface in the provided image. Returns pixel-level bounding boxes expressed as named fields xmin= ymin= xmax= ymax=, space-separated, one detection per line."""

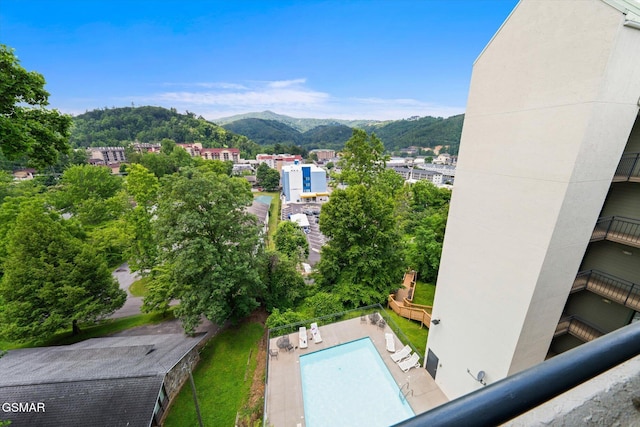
xmin=110 ymin=263 xmax=143 ymax=319
xmin=281 ymin=202 xmax=326 ymax=266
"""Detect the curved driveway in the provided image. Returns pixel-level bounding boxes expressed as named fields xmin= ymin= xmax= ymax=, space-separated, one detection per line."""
xmin=110 ymin=263 xmax=143 ymax=319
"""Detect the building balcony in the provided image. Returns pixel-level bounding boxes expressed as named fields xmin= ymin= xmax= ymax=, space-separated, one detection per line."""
xmin=590 ymin=216 xmax=640 ymax=249
xmin=571 ymin=269 xmax=640 ymax=312
xmin=554 ymin=315 xmax=604 ymax=343
xmin=612 ymin=152 xmax=640 ymax=183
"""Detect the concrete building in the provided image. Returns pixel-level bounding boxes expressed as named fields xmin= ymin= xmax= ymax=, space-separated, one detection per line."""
xmin=310 ymin=149 xmax=336 ymax=161
xmin=256 ymin=154 xmax=303 ymax=171
xmin=87 ymin=146 xmax=126 ymax=164
xmin=426 ymin=0 xmax=640 ymax=400
xmin=281 ymin=162 xmax=327 ymax=203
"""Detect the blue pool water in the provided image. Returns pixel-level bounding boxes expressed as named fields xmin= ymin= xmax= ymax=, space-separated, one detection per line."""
xmin=299 ymin=337 xmax=415 ymax=427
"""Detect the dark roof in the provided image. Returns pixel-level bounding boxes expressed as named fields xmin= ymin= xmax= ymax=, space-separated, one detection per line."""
xmin=247 ymin=199 xmax=270 ymax=224
xmin=0 ymin=333 xmax=205 ymax=427
xmin=1 ymin=376 xmax=163 ymax=427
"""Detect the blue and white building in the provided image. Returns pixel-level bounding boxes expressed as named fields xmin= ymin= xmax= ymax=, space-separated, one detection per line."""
xmin=281 ymin=162 xmax=327 ymax=203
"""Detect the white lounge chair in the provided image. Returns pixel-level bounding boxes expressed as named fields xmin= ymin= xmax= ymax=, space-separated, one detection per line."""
xmin=398 ymin=353 xmax=420 ymax=372
xmin=299 ymin=326 xmax=308 ymax=349
xmin=385 ymin=333 xmax=395 ymax=352
xmin=310 ymin=322 xmax=323 ymax=343
xmin=390 ymin=345 xmax=411 ymax=362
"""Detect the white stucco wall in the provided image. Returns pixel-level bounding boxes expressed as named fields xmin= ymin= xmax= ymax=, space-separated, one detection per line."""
xmin=427 ymin=0 xmax=640 ymax=399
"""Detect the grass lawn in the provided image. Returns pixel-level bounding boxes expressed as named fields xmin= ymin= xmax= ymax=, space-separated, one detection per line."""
xmin=129 ymin=277 xmax=150 ymax=297
xmin=164 ymin=321 xmax=265 ymax=427
xmin=0 ymin=310 xmax=175 ymax=350
xmin=411 ymin=281 xmax=437 ymax=307
xmin=384 ymin=281 xmax=437 ymax=360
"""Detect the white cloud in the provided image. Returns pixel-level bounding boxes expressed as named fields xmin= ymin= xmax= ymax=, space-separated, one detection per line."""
xmin=124 ymin=78 xmax=464 ymax=121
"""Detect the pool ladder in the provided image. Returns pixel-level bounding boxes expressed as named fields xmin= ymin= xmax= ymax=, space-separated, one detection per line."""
xmin=399 ymin=382 xmax=413 ymax=402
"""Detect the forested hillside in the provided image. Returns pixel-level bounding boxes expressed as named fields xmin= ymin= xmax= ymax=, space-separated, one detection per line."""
xmin=222 ymin=119 xmax=353 ymax=149
xmin=222 ymin=118 xmax=302 ymax=145
xmin=362 ymin=114 xmax=464 ymax=154
xmin=214 ymin=110 xmax=380 ymax=132
xmin=70 ymin=106 xmax=261 ymax=156
xmin=222 ymin=114 xmax=464 ymax=154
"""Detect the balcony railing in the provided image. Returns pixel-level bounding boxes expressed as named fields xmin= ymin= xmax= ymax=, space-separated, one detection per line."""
xmin=572 ymin=269 xmax=640 ymax=311
xmin=554 ymin=315 xmax=604 ymax=342
xmin=393 ymin=321 xmax=640 ymax=427
xmin=612 ymin=152 xmax=640 ymax=182
xmin=591 ymin=216 xmax=640 ymax=248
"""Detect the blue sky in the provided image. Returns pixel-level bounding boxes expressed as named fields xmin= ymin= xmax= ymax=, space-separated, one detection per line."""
xmin=1 ymin=0 xmax=519 ymax=121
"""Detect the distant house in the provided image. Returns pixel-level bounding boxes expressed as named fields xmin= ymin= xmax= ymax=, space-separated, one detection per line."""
xmin=432 ymin=153 xmax=452 ymax=165
xmin=200 ymin=148 xmax=240 ymax=163
xmin=0 ymin=333 xmax=206 ymax=427
xmin=12 ymin=168 xmax=37 ymax=180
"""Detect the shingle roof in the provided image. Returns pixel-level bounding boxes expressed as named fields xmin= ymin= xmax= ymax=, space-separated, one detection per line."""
xmin=0 ymin=333 xmax=204 ymax=386
xmin=1 ymin=376 xmax=163 ymax=427
xmin=0 ymin=333 xmax=205 ymax=427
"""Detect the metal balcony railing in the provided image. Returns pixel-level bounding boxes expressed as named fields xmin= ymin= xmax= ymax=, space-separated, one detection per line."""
xmin=393 ymin=321 xmax=640 ymax=427
xmin=572 ymin=270 xmax=640 ymax=311
xmin=591 ymin=216 xmax=640 ymax=248
xmin=554 ymin=315 xmax=605 ymax=342
xmin=612 ymin=152 xmax=640 ymax=182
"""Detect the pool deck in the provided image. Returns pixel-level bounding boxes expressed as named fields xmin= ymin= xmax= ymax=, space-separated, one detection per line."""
xmin=266 ymin=316 xmax=448 ymax=426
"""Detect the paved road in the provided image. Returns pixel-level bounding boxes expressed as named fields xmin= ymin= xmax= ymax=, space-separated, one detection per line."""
xmin=281 ymin=202 xmax=326 ymax=266
xmin=110 ymin=263 xmax=143 ymax=319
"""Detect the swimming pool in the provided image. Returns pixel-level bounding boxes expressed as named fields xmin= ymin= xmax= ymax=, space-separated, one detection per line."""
xmin=299 ymin=337 xmax=415 ymax=427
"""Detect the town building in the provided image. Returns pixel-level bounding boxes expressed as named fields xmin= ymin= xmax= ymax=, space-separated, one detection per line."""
xmin=425 ymin=0 xmax=640 ymax=400
xmin=256 ymin=154 xmax=303 ymax=171
xmin=281 ymin=162 xmax=327 ymax=203
xmin=390 ymin=166 xmax=444 ymax=185
xmin=87 ymin=146 xmax=126 ymax=164
xmin=310 ymin=149 xmax=336 ymax=161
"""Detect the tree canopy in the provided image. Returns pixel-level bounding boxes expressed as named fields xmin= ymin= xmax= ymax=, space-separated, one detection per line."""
xmin=256 ymin=163 xmax=281 ymax=191
xmin=143 ymin=169 xmax=263 ymax=333
xmin=0 ymin=200 xmax=125 ymax=341
xmin=316 ymin=184 xmax=403 ymax=307
xmin=0 ymin=45 xmax=72 ymax=168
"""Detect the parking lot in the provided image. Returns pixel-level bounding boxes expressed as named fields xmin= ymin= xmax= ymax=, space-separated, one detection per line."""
xmin=281 ymin=202 xmax=326 ymax=266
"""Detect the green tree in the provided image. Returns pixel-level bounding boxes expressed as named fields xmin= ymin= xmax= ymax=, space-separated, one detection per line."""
xmin=337 ymin=129 xmax=388 ymax=186
xmin=52 ymin=164 xmax=124 ymax=226
xmin=274 ymin=220 xmax=309 ymax=262
xmin=0 ymin=201 xmax=125 ymax=341
xmin=256 ymin=162 xmax=281 ymax=191
xmin=301 ymin=291 xmax=343 ymax=318
xmin=194 ymin=158 xmax=233 ymax=176
xmin=124 ymin=164 xmax=159 ymax=274
xmin=144 ymin=169 xmax=263 ymax=333
xmin=0 ymin=45 xmax=72 ymax=168
xmin=260 ymin=249 xmax=305 ymax=311
xmin=316 ymin=185 xmax=403 ymax=307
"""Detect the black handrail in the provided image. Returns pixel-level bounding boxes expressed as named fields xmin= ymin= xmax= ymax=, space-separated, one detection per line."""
xmin=590 ymin=216 xmax=640 ymax=246
xmin=393 ymin=321 xmax=640 ymax=427
xmin=572 ymin=269 xmax=640 ymax=310
xmin=613 ymin=152 xmax=640 ymax=182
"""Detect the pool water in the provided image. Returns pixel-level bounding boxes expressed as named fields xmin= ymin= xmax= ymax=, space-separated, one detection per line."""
xmin=299 ymin=337 xmax=415 ymax=427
